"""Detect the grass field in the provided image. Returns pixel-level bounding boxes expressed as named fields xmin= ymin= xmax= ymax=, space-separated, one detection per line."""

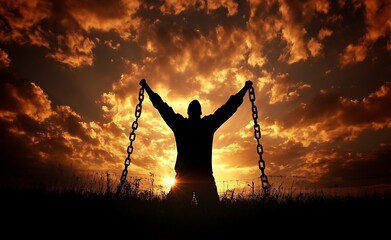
xmin=2 ymin=186 xmax=389 ymax=238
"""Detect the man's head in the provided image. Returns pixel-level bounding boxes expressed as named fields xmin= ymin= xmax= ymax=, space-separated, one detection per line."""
xmin=187 ymin=99 xmax=202 ymax=119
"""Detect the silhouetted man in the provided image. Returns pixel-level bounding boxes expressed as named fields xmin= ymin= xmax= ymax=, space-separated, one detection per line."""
xmin=140 ymin=79 xmax=253 ymax=207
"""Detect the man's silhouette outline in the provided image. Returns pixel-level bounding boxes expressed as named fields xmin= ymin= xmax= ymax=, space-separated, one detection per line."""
xmin=140 ymin=79 xmax=253 ymax=207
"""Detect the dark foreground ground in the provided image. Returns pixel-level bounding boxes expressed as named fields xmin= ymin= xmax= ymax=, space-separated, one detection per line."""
xmin=2 ymin=188 xmax=390 ymax=238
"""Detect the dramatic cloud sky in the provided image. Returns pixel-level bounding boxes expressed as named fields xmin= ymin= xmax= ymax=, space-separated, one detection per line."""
xmin=0 ymin=0 xmax=390 ymax=195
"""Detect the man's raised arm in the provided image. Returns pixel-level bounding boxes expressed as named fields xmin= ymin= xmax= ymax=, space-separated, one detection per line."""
xmin=139 ymin=79 xmax=180 ymax=128
xmin=208 ymin=80 xmax=253 ymax=130
xmin=139 ymin=78 xmax=161 ymax=105
xmin=139 ymin=78 xmax=164 ymax=106
xmin=140 ymin=79 xmax=154 ymax=96
xmin=236 ymin=80 xmax=253 ymax=98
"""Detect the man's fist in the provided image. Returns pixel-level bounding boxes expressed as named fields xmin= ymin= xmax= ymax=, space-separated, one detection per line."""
xmin=139 ymin=79 xmax=147 ymax=88
xmin=245 ymin=80 xmax=253 ymax=89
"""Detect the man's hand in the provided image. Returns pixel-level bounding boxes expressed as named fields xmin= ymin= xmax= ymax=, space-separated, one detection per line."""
xmin=139 ymin=79 xmax=147 ymax=88
xmin=245 ymin=80 xmax=253 ymax=89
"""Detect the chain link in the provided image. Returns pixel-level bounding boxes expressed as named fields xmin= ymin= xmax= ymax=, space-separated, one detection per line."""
xmin=248 ymin=86 xmax=270 ymax=195
xmin=117 ymin=86 xmax=144 ymax=194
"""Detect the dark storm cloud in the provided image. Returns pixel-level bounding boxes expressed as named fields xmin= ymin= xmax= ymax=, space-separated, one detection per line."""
xmin=54 ymin=105 xmax=98 ymax=145
xmin=0 ymin=69 xmax=73 ymax=188
xmin=315 ymin=144 xmax=391 ymax=188
xmin=340 ymin=83 xmax=391 ymax=126
xmin=262 ymin=82 xmax=391 ymax=188
xmin=0 ymin=0 xmax=52 ymax=47
xmin=278 ymin=83 xmax=391 ymax=144
xmin=65 ymin=0 xmax=141 ymax=39
xmin=0 ymin=69 xmax=125 ymax=188
xmin=0 ymin=0 xmax=141 ymax=68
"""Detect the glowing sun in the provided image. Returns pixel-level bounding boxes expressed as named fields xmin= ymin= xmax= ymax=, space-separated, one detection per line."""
xmin=163 ymin=176 xmax=176 ymax=190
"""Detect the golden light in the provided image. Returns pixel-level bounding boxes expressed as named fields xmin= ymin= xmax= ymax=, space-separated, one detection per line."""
xmin=163 ymin=176 xmax=176 ymax=190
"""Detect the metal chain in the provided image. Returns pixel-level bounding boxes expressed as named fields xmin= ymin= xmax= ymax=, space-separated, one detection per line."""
xmin=116 ymin=86 xmax=144 ymax=194
xmin=248 ymin=86 xmax=270 ymax=195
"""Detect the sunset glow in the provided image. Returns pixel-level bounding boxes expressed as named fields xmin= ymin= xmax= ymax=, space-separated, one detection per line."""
xmin=163 ymin=176 xmax=176 ymax=191
xmin=0 ymin=0 xmax=390 ymax=196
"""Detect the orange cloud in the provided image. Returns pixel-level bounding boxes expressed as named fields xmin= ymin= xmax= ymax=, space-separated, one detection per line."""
xmin=307 ymin=37 xmax=322 ymax=57
xmin=0 ymin=71 xmax=138 ymax=189
xmin=248 ymin=1 xmax=282 ymax=41
xmin=278 ymin=1 xmax=310 ymax=63
xmin=264 ymin=73 xmax=311 ymax=104
xmin=249 ymin=0 xmax=331 ymax=64
xmin=260 ymin=131 xmax=391 ymax=189
xmin=159 ymin=0 xmax=238 ymax=16
xmin=160 ymin=0 xmax=205 ymax=15
xmin=318 ymin=28 xmax=333 ymax=40
xmin=0 ymin=49 xmax=11 ymax=68
xmin=267 ymin=83 xmax=391 ymax=147
xmin=339 ymin=43 xmax=368 ymax=67
xmin=207 ymin=0 xmax=238 ymax=16
xmin=46 ymin=32 xmax=95 ymax=68
xmin=341 ymin=82 xmax=391 ymax=127
xmin=304 ymin=0 xmax=330 ymax=14
xmin=104 ymin=40 xmax=120 ymax=50
xmin=308 ymin=145 xmax=391 ymax=188
xmin=339 ymin=0 xmax=391 ymax=67
xmin=66 ymin=0 xmax=142 ymax=40
xmin=0 ymin=77 xmax=52 ymax=122
xmin=0 ymin=0 xmax=51 ymax=46
xmin=364 ymin=0 xmax=391 ymax=43
xmin=0 ymin=0 xmax=142 ymax=68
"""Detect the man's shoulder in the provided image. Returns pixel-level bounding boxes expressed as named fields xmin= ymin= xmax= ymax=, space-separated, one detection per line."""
xmin=176 ymin=113 xmax=185 ymax=119
xmin=201 ymin=114 xmax=213 ymax=120
xmin=201 ymin=114 xmax=215 ymax=123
